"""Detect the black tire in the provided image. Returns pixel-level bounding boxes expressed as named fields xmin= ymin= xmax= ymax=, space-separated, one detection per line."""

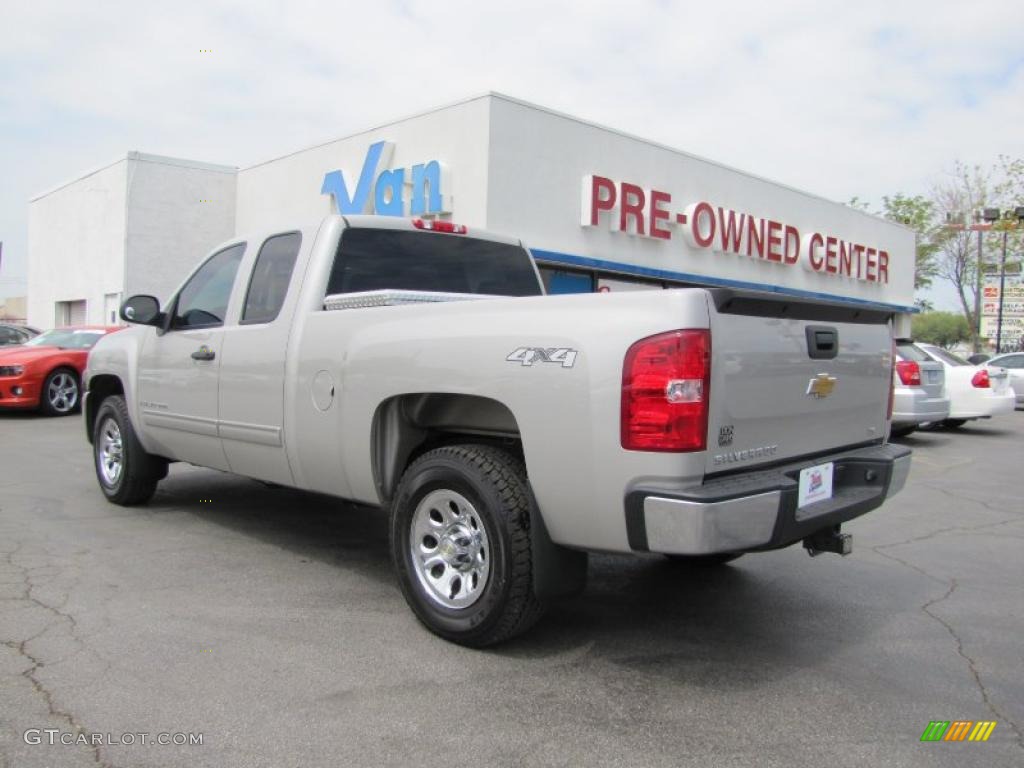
xmin=38 ymin=367 xmax=80 ymax=416
xmin=942 ymin=419 xmax=967 ymax=429
xmin=93 ymin=395 xmax=166 ymax=505
xmin=890 ymin=425 xmax=917 ymax=438
xmin=665 ymin=552 xmax=744 ymax=566
xmin=390 ymin=444 xmax=544 ymax=647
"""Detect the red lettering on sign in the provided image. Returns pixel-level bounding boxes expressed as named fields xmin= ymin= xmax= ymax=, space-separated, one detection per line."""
xmin=853 ymin=244 xmax=865 ymax=279
xmin=718 ymin=208 xmax=745 ymax=253
xmin=747 ymin=216 xmax=765 ymax=258
xmin=865 ymin=247 xmax=877 ymax=282
xmin=588 ymin=176 xmax=616 ymax=226
xmin=878 ymin=250 xmax=889 ymax=284
xmin=618 ymin=182 xmax=643 ymax=234
xmin=691 ymin=201 xmax=716 ymax=248
xmin=808 ymin=233 xmax=825 ymax=270
xmin=650 ymin=190 xmax=672 ymax=240
xmin=620 ymin=183 xmax=646 ymax=235
xmin=839 ymin=241 xmax=853 ymax=276
xmin=766 ymin=220 xmax=783 ymax=261
xmin=825 ymin=237 xmax=838 ymax=274
xmin=783 ymin=225 xmax=800 ymax=265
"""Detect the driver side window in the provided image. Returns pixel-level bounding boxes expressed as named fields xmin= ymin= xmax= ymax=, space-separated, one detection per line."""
xmin=172 ymin=243 xmax=246 ymax=330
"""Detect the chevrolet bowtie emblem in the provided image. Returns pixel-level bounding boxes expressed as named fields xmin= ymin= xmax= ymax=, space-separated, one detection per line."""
xmin=806 ymin=373 xmax=837 ymax=398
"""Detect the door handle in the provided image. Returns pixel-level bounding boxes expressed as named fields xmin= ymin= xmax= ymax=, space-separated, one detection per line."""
xmin=805 ymin=326 xmax=838 ymax=360
xmin=191 ymin=346 xmax=216 ymax=361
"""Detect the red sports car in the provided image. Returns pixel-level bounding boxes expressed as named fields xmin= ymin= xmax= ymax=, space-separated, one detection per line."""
xmin=0 ymin=326 xmax=122 ymax=416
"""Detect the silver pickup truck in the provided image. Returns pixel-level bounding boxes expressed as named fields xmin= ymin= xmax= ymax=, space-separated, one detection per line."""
xmin=84 ymin=215 xmax=911 ymax=646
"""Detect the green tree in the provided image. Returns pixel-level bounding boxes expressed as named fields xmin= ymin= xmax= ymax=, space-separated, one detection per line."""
xmin=847 ymin=195 xmax=939 ymax=291
xmin=879 ymin=194 xmax=940 ymax=290
xmin=911 ymin=311 xmax=971 ymax=348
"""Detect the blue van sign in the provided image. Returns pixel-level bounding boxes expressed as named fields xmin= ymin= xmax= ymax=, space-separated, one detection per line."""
xmin=321 ymin=141 xmax=450 ymax=217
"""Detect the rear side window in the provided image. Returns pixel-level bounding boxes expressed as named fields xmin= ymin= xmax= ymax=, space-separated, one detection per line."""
xmin=242 ymin=233 xmax=301 ymax=324
xmin=896 ymin=342 xmax=931 ymax=362
xmin=326 ymin=228 xmax=542 ymax=298
xmin=173 ymin=243 xmax=246 ymax=329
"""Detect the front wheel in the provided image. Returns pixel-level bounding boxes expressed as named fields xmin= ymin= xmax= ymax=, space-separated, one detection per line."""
xmin=93 ymin=395 xmax=166 ymax=505
xmin=390 ymin=444 xmax=544 ymax=647
xmin=39 ymin=367 xmax=80 ymax=416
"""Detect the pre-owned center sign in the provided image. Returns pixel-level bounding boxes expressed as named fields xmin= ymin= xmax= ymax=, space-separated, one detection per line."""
xmin=581 ymin=175 xmax=892 ymax=285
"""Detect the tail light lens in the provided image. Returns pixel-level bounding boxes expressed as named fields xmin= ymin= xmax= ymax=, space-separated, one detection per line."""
xmin=895 ymin=360 xmax=921 ymax=386
xmin=887 ymin=341 xmax=895 ymax=420
xmin=971 ymin=369 xmax=990 ymax=388
xmin=621 ymin=329 xmax=710 ymax=451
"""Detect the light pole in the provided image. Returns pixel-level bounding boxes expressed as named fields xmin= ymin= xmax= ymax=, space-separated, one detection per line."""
xmin=993 ymin=207 xmax=1024 ymax=353
xmin=946 ymin=211 xmax=993 ymax=352
xmin=981 ymin=209 xmax=1001 ymax=351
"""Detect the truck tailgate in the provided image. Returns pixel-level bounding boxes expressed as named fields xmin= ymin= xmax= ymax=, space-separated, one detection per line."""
xmin=704 ymin=291 xmax=892 ymax=475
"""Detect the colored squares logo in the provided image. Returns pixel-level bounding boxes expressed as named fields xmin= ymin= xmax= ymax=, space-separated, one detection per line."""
xmin=920 ymin=720 xmax=996 ymax=742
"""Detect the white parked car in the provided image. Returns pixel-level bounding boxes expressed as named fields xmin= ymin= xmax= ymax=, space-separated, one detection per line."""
xmin=918 ymin=344 xmax=1016 ymax=427
xmin=985 ymin=352 xmax=1024 ymax=407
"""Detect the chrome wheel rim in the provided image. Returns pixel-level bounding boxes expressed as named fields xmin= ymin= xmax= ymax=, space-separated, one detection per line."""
xmin=97 ymin=417 xmax=124 ymax=487
xmin=47 ymin=372 xmax=78 ymax=413
xmin=409 ymin=489 xmax=491 ymax=610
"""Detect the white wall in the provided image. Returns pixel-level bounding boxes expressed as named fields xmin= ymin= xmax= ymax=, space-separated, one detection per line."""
xmin=124 ymin=154 xmax=237 ymax=304
xmin=485 ymin=96 xmax=916 ymax=309
xmin=236 ymin=96 xmax=492 ymax=234
xmin=28 ymin=160 xmax=127 ymax=328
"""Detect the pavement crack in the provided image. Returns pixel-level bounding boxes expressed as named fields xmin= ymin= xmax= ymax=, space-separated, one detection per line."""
xmin=931 ymin=485 xmax=1023 ymax=517
xmin=921 ymin=580 xmax=1024 ymax=751
xmin=873 ymin=515 xmax=1021 ymax=553
xmin=2 ymin=542 xmax=117 ymax=768
xmin=871 ymin=540 xmax=1024 ymax=752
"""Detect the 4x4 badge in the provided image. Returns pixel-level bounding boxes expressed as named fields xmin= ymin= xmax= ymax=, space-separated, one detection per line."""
xmin=506 ymin=347 xmax=578 ymax=368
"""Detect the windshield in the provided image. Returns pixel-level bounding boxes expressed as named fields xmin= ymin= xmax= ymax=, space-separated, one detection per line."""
xmin=23 ymin=329 xmax=106 ymax=350
xmin=924 ymin=346 xmax=969 ymax=367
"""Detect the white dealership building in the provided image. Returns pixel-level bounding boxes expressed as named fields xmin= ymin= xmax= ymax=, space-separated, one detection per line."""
xmin=28 ymin=93 xmax=915 ymax=331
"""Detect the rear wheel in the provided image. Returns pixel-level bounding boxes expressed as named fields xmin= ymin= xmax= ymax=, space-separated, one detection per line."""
xmin=665 ymin=553 xmax=744 ymax=566
xmin=93 ymin=395 xmax=166 ymax=505
xmin=390 ymin=444 xmax=544 ymax=647
xmin=39 ymin=367 xmax=80 ymax=416
xmin=890 ymin=425 xmax=917 ymax=438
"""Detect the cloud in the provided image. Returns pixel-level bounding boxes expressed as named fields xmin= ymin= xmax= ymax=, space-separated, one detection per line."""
xmin=2 ymin=0 xmax=1023 ymax=308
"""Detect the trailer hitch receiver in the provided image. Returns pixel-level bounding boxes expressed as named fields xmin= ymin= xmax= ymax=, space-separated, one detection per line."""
xmin=804 ymin=526 xmax=852 ymax=557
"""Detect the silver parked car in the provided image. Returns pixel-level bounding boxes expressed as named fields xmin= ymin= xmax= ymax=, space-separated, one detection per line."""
xmin=891 ymin=340 xmax=950 ymax=437
xmin=986 ymin=352 xmax=1024 ymax=406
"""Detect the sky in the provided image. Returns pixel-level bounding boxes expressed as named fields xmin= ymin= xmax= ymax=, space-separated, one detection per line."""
xmin=2 ymin=0 xmax=1023 ymax=309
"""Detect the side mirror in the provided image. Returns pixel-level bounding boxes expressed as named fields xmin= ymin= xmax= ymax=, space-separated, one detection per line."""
xmin=120 ymin=295 xmax=163 ymax=326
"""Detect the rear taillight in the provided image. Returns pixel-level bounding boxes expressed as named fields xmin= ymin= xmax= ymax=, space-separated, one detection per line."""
xmin=887 ymin=340 xmax=895 ymax=420
xmin=621 ymin=329 xmax=710 ymax=452
xmin=412 ymin=218 xmax=467 ymax=234
xmin=971 ymin=369 xmax=990 ymax=388
xmin=895 ymin=360 xmax=921 ymax=386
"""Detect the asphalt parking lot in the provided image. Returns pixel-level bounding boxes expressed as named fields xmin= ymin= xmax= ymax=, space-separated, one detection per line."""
xmin=1 ymin=412 xmax=1022 ymax=768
